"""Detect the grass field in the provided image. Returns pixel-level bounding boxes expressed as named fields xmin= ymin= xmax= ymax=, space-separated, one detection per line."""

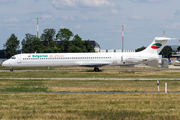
xmin=0 ymin=79 xmax=179 ymax=92
xmin=0 ymin=93 xmax=180 ymax=119
xmin=1 ymin=71 xmax=180 ymax=78
xmin=0 ymin=79 xmax=180 ymax=119
xmin=1 ymin=65 xmax=180 ymax=119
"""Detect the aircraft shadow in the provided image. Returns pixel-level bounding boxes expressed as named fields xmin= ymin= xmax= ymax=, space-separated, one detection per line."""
xmin=82 ymin=70 xmax=104 ymax=72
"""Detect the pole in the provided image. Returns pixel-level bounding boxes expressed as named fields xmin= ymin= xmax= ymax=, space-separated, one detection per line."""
xmin=157 ymin=80 xmax=159 ymax=92
xmin=34 ymin=18 xmax=41 ymax=38
xmin=164 ymin=31 xmax=165 ymax=37
xmin=122 ymin=25 xmax=124 ymax=52
xmin=165 ymin=83 xmax=167 ymax=93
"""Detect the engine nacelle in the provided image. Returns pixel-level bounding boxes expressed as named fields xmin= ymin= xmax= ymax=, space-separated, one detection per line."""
xmin=122 ymin=55 xmax=147 ymax=64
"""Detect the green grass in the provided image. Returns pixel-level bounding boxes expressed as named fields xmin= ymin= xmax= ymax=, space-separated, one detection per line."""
xmin=1 ymin=71 xmax=180 ymax=78
xmin=0 ymin=80 xmax=180 ymax=92
xmin=0 ymin=80 xmax=48 ymax=92
xmin=2 ymin=87 xmax=47 ymax=92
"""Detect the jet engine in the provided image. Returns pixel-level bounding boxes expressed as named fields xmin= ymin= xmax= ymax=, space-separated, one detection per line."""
xmin=121 ymin=55 xmax=147 ymax=64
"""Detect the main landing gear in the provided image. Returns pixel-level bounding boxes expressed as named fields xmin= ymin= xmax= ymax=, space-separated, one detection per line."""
xmin=94 ymin=67 xmax=99 ymax=72
xmin=10 ymin=67 xmax=13 ymax=72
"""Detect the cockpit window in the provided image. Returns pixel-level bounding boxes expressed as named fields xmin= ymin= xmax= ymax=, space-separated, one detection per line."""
xmin=10 ymin=56 xmax=16 ymax=59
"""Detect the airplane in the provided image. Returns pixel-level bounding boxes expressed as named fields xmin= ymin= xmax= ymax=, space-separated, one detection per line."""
xmin=2 ymin=37 xmax=176 ymax=72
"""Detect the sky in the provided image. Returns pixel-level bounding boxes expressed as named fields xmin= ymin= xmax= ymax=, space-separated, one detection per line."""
xmin=0 ymin=0 xmax=180 ymax=50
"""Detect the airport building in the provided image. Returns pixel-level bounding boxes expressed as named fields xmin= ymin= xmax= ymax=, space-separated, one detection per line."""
xmin=89 ymin=41 xmax=101 ymax=52
xmin=171 ymin=52 xmax=180 ymax=61
xmin=89 ymin=41 xmax=135 ymax=53
xmin=169 ymin=45 xmax=180 ymax=60
xmin=99 ymin=49 xmax=135 ymax=53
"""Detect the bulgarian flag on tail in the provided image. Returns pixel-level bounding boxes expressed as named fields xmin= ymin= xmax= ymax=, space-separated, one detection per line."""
xmin=151 ymin=43 xmax=162 ymax=49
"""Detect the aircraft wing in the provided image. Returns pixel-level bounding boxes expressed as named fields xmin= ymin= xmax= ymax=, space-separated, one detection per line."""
xmin=78 ymin=62 xmax=111 ymax=67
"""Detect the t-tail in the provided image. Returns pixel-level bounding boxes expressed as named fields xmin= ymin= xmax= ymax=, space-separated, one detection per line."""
xmin=140 ymin=37 xmax=177 ymax=55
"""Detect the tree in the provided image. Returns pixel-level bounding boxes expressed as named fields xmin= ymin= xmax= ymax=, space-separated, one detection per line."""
xmin=68 ymin=45 xmax=82 ymax=53
xmin=3 ymin=34 xmax=20 ymax=58
xmin=42 ymin=48 xmax=52 ymax=53
xmin=56 ymin=28 xmax=73 ymax=41
xmin=177 ymin=46 xmax=180 ymax=52
xmin=84 ymin=40 xmax=95 ymax=52
xmin=72 ymin=34 xmax=85 ymax=52
xmin=49 ymin=40 xmax=57 ymax=49
xmin=135 ymin=46 xmax=146 ymax=52
xmin=56 ymin=43 xmax=65 ymax=53
xmin=41 ymin=28 xmax=56 ymax=47
xmin=64 ymin=40 xmax=73 ymax=53
xmin=52 ymin=46 xmax=59 ymax=53
xmin=160 ymin=46 xmax=173 ymax=58
xmin=32 ymin=37 xmax=45 ymax=53
xmin=21 ymin=33 xmax=36 ymax=53
xmin=56 ymin=28 xmax=74 ymax=53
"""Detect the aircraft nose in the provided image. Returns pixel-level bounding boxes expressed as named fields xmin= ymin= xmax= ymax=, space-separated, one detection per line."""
xmin=2 ymin=61 xmax=8 ymax=67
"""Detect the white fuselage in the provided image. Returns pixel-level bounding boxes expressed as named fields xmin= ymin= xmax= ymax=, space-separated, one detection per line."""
xmin=2 ymin=52 xmax=159 ymax=68
xmin=2 ymin=37 xmax=175 ymax=70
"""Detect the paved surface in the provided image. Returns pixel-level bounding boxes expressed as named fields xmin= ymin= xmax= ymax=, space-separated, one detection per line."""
xmin=1 ymin=69 xmax=180 ymax=72
xmin=0 ymin=91 xmax=179 ymax=94
xmin=0 ymin=69 xmax=155 ymax=72
xmin=0 ymin=78 xmax=180 ymax=80
xmin=1 ymin=64 xmax=180 ymax=72
xmin=169 ymin=65 xmax=180 ymax=69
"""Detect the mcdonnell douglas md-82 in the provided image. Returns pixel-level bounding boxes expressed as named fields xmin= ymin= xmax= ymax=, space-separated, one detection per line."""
xmin=2 ymin=37 xmax=176 ymax=72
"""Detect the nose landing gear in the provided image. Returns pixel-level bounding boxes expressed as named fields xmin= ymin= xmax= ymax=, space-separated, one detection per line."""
xmin=10 ymin=67 xmax=13 ymax=72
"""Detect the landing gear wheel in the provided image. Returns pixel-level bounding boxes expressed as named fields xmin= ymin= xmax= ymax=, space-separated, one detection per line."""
xmin=94 ymin=67 xmax=99 ymax=72
xmin=10 ymin=67 xmax=13 ymax=72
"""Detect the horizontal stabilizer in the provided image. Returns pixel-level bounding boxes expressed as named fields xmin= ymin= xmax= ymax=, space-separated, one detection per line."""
xmin=154 ymin=37 xmax=177 ymax=42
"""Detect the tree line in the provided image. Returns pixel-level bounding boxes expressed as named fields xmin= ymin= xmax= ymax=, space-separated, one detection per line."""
xmin=3 ymin=28 xmax=95 ymax=58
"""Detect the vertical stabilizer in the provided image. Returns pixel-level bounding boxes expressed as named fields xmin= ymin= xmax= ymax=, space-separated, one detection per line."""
xmin=140 ymin=37 xmax=175 ymax=55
